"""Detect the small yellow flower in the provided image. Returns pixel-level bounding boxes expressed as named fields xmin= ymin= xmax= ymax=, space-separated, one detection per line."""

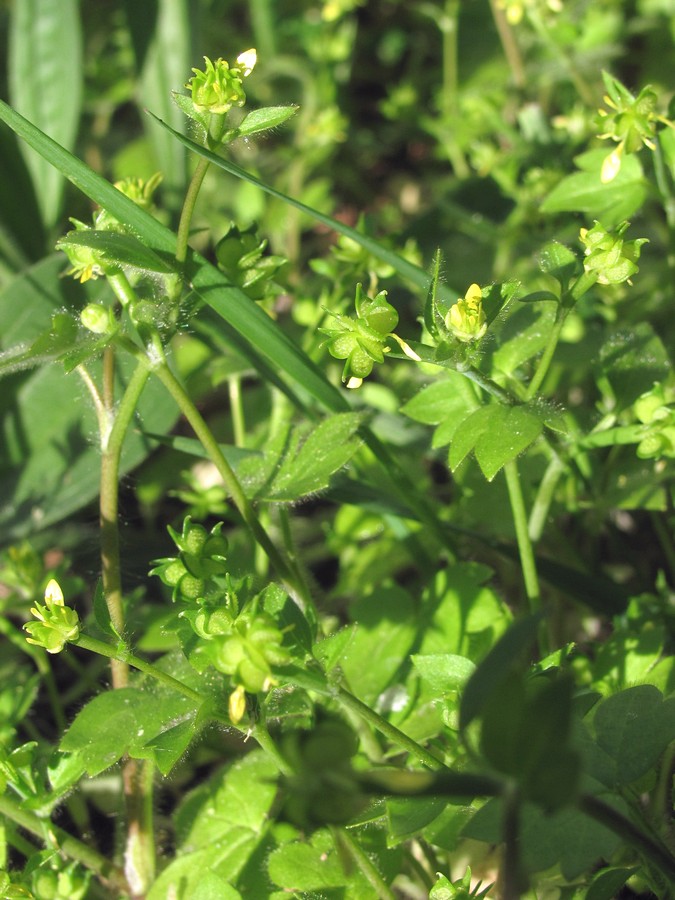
xmin=187 ymin=51 xmax=257 ymax=115
xmin=445 ymin=284 xmax=488 ymax=342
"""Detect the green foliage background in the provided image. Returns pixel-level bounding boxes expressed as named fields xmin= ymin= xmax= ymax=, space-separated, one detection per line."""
xmin=0 ymin=1 xmax=674 ymax=898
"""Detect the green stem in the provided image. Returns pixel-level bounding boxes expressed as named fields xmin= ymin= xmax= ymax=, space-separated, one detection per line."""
xmin=73 ymin=633 xmax=203 ymax=705
xmin=334 ymin=686 xmax=446 ymax=772
xmin=228 ymin=373 xmax=246 ymax=447
xmin=503 ymin=460 xmax=541 ymax=613
xmin=330 ymin=826 xmax=396 ymax=900
xmin=528 ymin=453 xmax=565 ymax=543
xmin=579 ymin=792 xmax=675 ymax=886
xmin=525 ymin=305 xmax=567 ymax=401
xmin=251 ymin=720 xmax=293 ymax=776
xmin=525 ymin=270 xmax=598 ymax=404
xmin=76 ymin=364 xmax=108 ymax=441
xmin=579 ymin=424 xmax=648 ymax=449
xmin=151 ymin=359 xmax=314 ymax=612
xmin=99 ymin=361 xmax=151 ymax=675
xmin=176 ymin=157 xmax=211 ymax=267
xmin=122 ymin=759 xmax=156 ymax=895
xmin=107 ymin=271 xmax=138 ymax=311
xmin=653 ymin=134 xmax=675 ymax=274
xmin=281 ymin=667 xmax=447 ymax=771
xmin=0 ymin=793 xmax=128 ymax=893
xmin=438 ymin=0 xmax=470 ymax=179
xmin=249 ymin=0 xmax=277 ymax=58
xmin=488 ymin=0 xmax=526 ymax=88
xmin=461 ymin=363 xmax=516 ymax=404
xmin=501 ymin=782 xmax=527 ymax=900
xmin=95 ymin=352 xmax=154 ymax=896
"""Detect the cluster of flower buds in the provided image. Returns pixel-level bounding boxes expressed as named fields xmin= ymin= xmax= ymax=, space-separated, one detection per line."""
xmin=150 ymin=517 xmax=229 ymax=603
xmin=215 ymin=222 xmax=287 ymax=301
xmin=151 ymin=519 xmax=294 ymax=723
xmin=0 ymin=855 xmax=89 ymax=899
xmin=320 ymin=284 xmax=399 ymax=388
xmin=633 ymin=382 xmax=675 ymax=460
xmin=58 ymin=174 xmax=163 ymax=288
xmin=579 ymin=220 xmax=647 ymax=285
xmin=216 ymin=611 xmax=292 ymax=717
xmin=23 ymin=579 xmax=80 ymax=654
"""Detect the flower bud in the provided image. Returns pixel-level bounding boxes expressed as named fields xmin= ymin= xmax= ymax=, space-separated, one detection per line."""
xmin=58 ymin=237 xmax=106 ymax=283
xmin=187 ymin=54 xmax=254 ymax=115
xmin=80 ymin=303 xmax=116 ymax=335
xmin=579 ymin=221 xmax=647 ymax=285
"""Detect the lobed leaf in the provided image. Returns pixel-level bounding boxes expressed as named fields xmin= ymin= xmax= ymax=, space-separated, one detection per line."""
xmin=541 ymin=150 xmax=648 ymax=227
xmin=448 ymin=403 xmax=544 ymax=481
xmin=59 ymin=686 xmax=199 ymax=776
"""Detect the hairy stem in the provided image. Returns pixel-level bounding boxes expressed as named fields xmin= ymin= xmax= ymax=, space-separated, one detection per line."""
xmin=281 ymin=666 xmax=448 ymax=771
xmin=73 ymin=633 xmax=203 ymax=704
xmin=96 ymin=353 xmax=153 ymax=896
xmin=228 ymin=373 xmax=246 ymax=447
xmin=461 ymin=363 xmax=516 ymax=404
xmin=123 ymin=759 xmax=156 ymax=897
xmin=99 ymin=361 xmax=151 ymax=677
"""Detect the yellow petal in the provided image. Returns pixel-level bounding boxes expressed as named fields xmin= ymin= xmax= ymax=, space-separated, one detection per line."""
xmin=465 ymin=283 xmax=482 ymax=303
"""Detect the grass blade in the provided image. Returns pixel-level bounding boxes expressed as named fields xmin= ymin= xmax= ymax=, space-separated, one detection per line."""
xmin=8 ymin=0 xmax=82 ymax=229
xmin=147 ymin=112 xmax=460 ymax=303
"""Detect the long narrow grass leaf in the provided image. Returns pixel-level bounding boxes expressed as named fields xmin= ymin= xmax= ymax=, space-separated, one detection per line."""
xmin=8 ymin=0 xmax=82 ymax=228
xmin=147 ymin=112 xmax=459 ymax=302
xmin=0 ymin=100 xmax=452 ymax=546
xmin=0 ymin=98 xmax=347 ymax=414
